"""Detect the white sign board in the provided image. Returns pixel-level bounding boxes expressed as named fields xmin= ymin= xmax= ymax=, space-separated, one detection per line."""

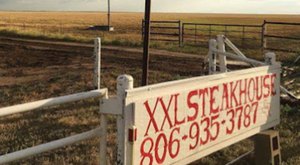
xmin=123 ymin=65 xmax=281 ymax=165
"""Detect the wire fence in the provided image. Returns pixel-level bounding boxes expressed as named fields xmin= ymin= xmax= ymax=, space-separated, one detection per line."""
xmin=1 ymin=19 xmax=300 ymax=56
xmin=141 ymin=20 xmax=300 ymax=56
xmin=183 ymin=23 xmax=262 ymax=49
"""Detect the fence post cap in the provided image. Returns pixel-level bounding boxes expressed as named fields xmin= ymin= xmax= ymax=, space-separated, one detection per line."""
xmin=117 ymin=74 xmax=133 ymax=82
xmin=94 ymin=38 xmax=101 ymax=53
xmin=217 ymin=34 xmax=225 ymax=39
xmin=209 ymin=39 xmax=217 ymax=48
xmin=117 ymin=75 xmax=134 ymax=96
xmin=265 ymin=52 xmax=277 ymax=65
xmin=94 ymin=37 xmax=101 ymax=43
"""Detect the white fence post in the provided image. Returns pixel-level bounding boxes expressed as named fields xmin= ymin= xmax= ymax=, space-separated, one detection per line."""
xmin=217 ymin=35 xmax=227 ymax=72
xmin=100 ymin=114 xmax=107 ymax=165
xmin=208 ymin=39 xmax=218 ymax=75
xmin=116 ymin=75 xmax=134 ymax=165
xmin=94 ymin=38 xmax=108 ymax=165
xmin=265 ymin=52 xmax=276 ymax=65
xmin=94 ymin=38 xmax=101 ymax=89
xmin=264 ymin=52 xmax=297 ymax=99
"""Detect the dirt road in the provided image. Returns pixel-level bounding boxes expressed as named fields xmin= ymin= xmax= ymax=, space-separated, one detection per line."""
xmin=0 ymin=37 xmax=207 ymax=104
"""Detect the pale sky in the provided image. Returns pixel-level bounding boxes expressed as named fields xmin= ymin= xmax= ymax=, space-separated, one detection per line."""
xmin=0 ymin=0 xmax=300 ymax=14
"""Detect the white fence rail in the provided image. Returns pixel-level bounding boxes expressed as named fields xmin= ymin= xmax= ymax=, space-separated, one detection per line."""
xmin=208 ymin=35 xmax=266 ymax=75
xmin=0 ymin=127 xmax=103 ymax=164
xmin=0 ymin=38 xmax=110 ymax=165
xmin=0 ymin=89 xmax=107 ymax=117
xmin=208 ymin=35 xmax=298 ymax=100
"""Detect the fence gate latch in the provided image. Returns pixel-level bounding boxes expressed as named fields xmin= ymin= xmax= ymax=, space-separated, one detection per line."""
xmin=128 ymin=126 xmax=137 ymax=143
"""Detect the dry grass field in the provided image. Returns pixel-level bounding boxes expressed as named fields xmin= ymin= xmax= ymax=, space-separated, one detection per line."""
xmin=0 ymin=12 xmax=300 ymax=62
xmin=0 ymin=12 xmax=300 ymax=165
xmin=0 ymin=12 xmax=300 ymax=52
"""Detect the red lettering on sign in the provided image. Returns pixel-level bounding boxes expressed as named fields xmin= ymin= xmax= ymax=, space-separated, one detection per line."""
xmin=230 ymin=81 xmax=239 ymax=108
xmin=210 ymin=86 xmax=219 ymax=115
xmin=139 ymin=72 xmax=278 ymax=164
xmin=210 ymin=114 xmax=220 ymax=141
xmin=244 ymin=104 xmax=251 ymax=128
xmin=187 ymin=88 xmax=209 ymax=121
xmin=160 ymin=96 xmax=175 ymax=131
xmin=169 ymin=128 xmax=180 ymax=158
xmin=140 ymin=127 xmax=181 ymax=165
xmin=271 ymin=74 xmax=277 ymax=96
xmin=226 ymin=108 xmax=235 ymax=135
xmin=239 ymin=79 xmax=248 ymax=106
xmin=155 ymin=133 xmax=167 ymax=164
xmin=263 ymin=75 xmax=271 ymax=98
xmin=200 ymin=117 xmax=210 ymax=145
xmin=236 ymin=106 xmax=243 ymax=130
xmin=199 ymin=88 xmax=209 ymax=117
xmin=221 ymin=83 xmax=230 ymax=110
xmin=174 ymin=94 xmax=185 ymax=126
xmin=248 ymin=78 xmax=255 ymax=102
xmin=187 ymin=90 xmax=199 ymax=122
xmin=252 ymin=101 xmax=259 ymax=124
xmin=225 ymin=101 xmax=260 ymax=136
xmin=189 ymin=122 xmax=200 ymax=150
xmin=144 ymin=99 xmax=160 ymax=136
xmin=140 ymin=137 xmax=154 ymax=165
xmin=144 ymin=94 xmax=182 ymax=136
xmin=255 ymin=76 xmax=263 ymax=101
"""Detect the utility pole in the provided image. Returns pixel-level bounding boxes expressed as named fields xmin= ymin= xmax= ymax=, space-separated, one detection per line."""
xmin=107 ymin=0 xmax=111 ymax=28
xmin=142 ymin=0 xmax=151 ymax=86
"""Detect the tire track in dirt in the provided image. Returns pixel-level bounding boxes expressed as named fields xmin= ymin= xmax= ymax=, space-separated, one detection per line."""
xmin=0 ymin=37 xmax=207 ymax=87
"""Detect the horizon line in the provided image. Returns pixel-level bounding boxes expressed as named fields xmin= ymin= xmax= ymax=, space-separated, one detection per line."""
xmin=0 ymin=10 xmax=300 ymax=16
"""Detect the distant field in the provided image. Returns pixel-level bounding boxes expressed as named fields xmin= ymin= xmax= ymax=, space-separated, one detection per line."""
xmin=0 ymin=12 xmax=300 ymax=55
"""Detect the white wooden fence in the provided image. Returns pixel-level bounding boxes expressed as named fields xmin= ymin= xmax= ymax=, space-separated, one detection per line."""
xmin=0 ymin=36 xmax=283 ymax=165
xmin=0 ymin=38 xmax=110 ymax=165
xmin=209 ymin=35 xmax=298 ymax=100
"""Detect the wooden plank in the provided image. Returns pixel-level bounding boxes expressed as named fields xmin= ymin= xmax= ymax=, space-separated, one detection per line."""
xmin=150 ymin=26 xmax=179 ymax=29
xmin=183 ymin=23 xmax=262 ymax=28
xmin=264 ymin=35 xmax=300 ymax=41
xmin=150 ymin=20 xmax=180 ymax=24
xmin=265 ymin=48 xmax=300 ymax=54
xmin=150 ymin=38 xmax=179 ymax=42
xmin=150 ymin=32 xmax=179 ymax=36
xmin=265 ymin=21 xmax=300 ymax=26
